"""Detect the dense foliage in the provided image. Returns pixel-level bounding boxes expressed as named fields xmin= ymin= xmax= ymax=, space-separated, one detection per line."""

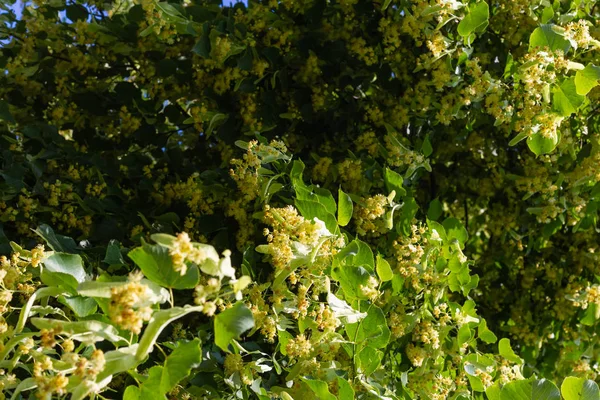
xmin=0 ymin=0 xmax=600 ymax=398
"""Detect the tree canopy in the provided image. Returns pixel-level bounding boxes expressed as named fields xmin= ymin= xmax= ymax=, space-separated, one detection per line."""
xmin=0 ymin=0 xmax=600 ymax=398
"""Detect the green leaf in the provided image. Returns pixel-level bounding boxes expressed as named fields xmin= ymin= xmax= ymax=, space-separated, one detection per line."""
xmin=529 ymin=24 xmax=570 ymax=52
xmin=30 ymin=318 xmax=128 ymax=345
xmin=150 ymin=234 xmax=224 ymax=278
xmin=136 ymin=306 xmax=204 ymax=360
xmin=58 ymin=296 xmax=97 ymax=318
xmin=71 ymin=376 xmax=113 ymax=400
xmin=575 ymin=64 xmax=600 ymax=95
xmin=499 ymin=338 xmax=522 ymax=364
xmin=66 ymin=4 xmax=88 ymax=21
xmin=160 ymin=339 xmax=202 ymax=393
xmin=292 ymin=162 xmax=337 ymax=214
xmin=427 ymin=198 xmax=443 ymax=221
xmin=509 ymin=131 xmax=529 ymax=147
xmin=97 ymin=345 xmax=141 ymax=381
xmin=345 ymin=306 xmax=390 ymax=349
xmin=103 ymin=240 xmax=126 ymax=267
xmin=295 ymin=199 xmax=338 ymax=234
xmin=77 ymin=280 xmax=169 ymax=304
xmin=467 ymin=374 xmax=485 ymax=392
xmin=327 ymin=292 xmax=367 ymax=323
xmin=442 ymin=217 xmax=468 ymax=247
xmin=561 ymin=376 xmax=600 ymax=400
xmin=42 ymin=252 xmax=87 ymax=290
xmin=486 ymin=382 xmax=502 ymax=400
xmin=128 ymin=241 xmax=199 ymax=289
xmin=8 ymin=378 xmax=37 ymax=400
xmin=333 ymin=264 xmax=371 ymax=299
xmin=337 ymin=377 xmax=355 ymax=400
xmin=334 ymin=240 xmax=371 ymax=271
xmin=40 ymin=270 xmax=80 ymax=294
xmin=0 ymin=100 xmax=15 ymax=123
xmin=532 ymin=379 xmax=561 ymax=400
xmin=150 ymin=233 xmax=177 ymax=248
xmin=139 ymin=367 xmax=167 ymax=400
xmin=421 ymin=135 xmax=433 ymax=157
xmin=384 ymin=167 xmax=407 ymax=199
xmin=458 ymin=324 xmax=472 ymax=346
xmin=124 ymin=386 xmax=141 ymax=400
xmin=192 ymin=36 xmax=210 ymax=58
xmin=346 ymin=239 xmax=375 ymax=272
xmin=15 ymin=287 xmax=65 ymax=334
xmin=397 ymin=196 xmax=419 ymax=236
xmin=500 ymin=379 xmax=533 ymax=400
xmin=527 ymin=131 xmax=558 ymax=156
xmin=357 ymin=345 xmax=383 ymax=375
xmin=214 ymin=302 xmax=254 ymax=352
xmin=34 ymin=225 xmax=79 ymax=253
xmin=205 ymin=113 xmax=228 ymax=137
xmin=337 ymin=187 xmax=353 ymax=227
xmin=541 ymin=6 xmax=554 ymax=24
xmin=156 ymin=2 xmax=187 ymax=23
xmin=582 ymin=381 xmax=600 ymax=400
xmin=295 ymin=185 xmax=337 ymax=216
xmin=376 ymin=253 xmax=394 ymax=282
xmin=553 ymin=78 xmax=585 ymax=116
xmin=477 ymin=319 xmax=497 ymax=344
xmin=302 ymin=378 xmax=337 ymax=400
xmin=457 ymin=2 xmax=489 ymax=38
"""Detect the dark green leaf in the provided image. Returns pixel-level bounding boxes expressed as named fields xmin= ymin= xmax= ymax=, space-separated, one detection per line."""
xmin=66 ymin=4 xmax=88 ymax=21
xmin=34 ymin=225 xmax=78 ymax=253
xmin=427 ymin=198 xmax=443 ymax=221
xmin=532 ymin=379 xmax=561 ymax=400
xmin=103 ymin=240 xmax=126 ymax=267
xmin=0 ymin=100 xmax=15 ymax=123
xmin=421 ymin=135 xmax=433 ymax=157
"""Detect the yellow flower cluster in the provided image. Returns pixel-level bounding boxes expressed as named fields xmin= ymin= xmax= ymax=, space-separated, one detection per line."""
xmin=286 ymin=334 xmax=313 ymax=358
xmin=353 ymin=194 xmax=389 ymax=236
xmin=169 ymin=232 xmax=215 ymax=276
xmin=229 ymin=140 xmax=262 ymax=202
xmin=564 ymin=20 xmax=597 ymax=49
xmin=108 ymin=272 xmax=153 ymax=334
xmin=260 ymin=205 xmax=340 ymax=272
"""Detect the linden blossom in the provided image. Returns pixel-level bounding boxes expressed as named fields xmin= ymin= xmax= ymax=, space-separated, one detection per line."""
xmin=1 ymin=0 xmax=599 ymax=398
